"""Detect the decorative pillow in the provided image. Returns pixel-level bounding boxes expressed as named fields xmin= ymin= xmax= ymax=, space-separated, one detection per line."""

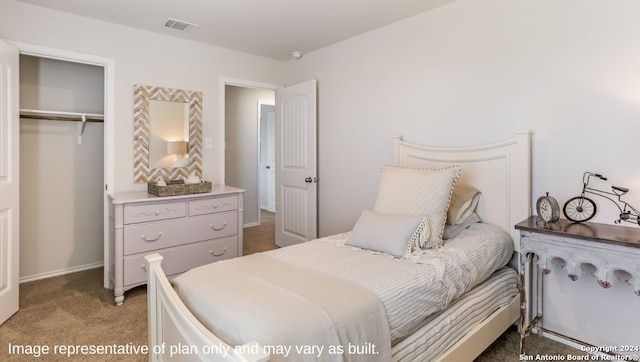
xmin=346 ymin=210 xmax=424 ymax=257
xmin=443 ymin=212 xmax=481 ymax=240
xmin=446 ymin=184 xmax=481 ymax=225
xmin=372 ymin=165 xmax=460 ymax=250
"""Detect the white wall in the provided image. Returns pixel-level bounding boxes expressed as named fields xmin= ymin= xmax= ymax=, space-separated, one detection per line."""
xmin=283 ymin=0 xmax=640 ymax=351
xmin=286 ymin=0 xmax=640 ymax=237
xmin=0 ymin=0 xmax=286 ymax=193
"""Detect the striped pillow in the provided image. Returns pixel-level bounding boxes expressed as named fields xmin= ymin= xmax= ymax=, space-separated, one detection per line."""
xmin=373 ymin=165 xmax=460 ymax=250
xmin=447 ymin=184 xmax=481 ymax=225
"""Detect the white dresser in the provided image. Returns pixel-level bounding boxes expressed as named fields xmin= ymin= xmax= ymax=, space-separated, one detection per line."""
xmin=108 ymin=186 xmax=244 ymax=305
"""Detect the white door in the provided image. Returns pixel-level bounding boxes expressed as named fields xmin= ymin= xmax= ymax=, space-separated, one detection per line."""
xmin=258 ymin=103 xmax=276 ymax=214
xmin=0 ymin=40 xmax=19 ymax=325
xmin=265 ymin=109 xmax=276 ymax=213
xmin=275 ymin=80 xmax=317 ymax=247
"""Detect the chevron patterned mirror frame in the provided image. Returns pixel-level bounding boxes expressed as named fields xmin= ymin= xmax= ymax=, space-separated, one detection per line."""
xmin=133 ymin=84 xmax=203 ymax=183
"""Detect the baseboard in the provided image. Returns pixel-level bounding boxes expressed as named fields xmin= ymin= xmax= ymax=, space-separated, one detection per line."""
xmin=534 ymin=329 xmax=583 ymax=349
xmin=243 ymin=222 xmax=258 ymax=228
xmin=534 ymin=329 xmax=630 ymax=361
xmin=19 ymin=261 xmax=104 ymax=283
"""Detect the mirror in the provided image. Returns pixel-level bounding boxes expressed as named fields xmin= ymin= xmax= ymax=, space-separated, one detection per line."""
xmin=149 ymin=100 xmax=189 ymax=168
xmin=133 ymin=84 xmax=203 ymax=183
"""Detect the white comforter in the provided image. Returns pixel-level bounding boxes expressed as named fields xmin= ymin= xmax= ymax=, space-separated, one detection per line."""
xmin=173 ymin=252 xmax=392 ymax=361
xmin=172 ymin=222 xmax=513 ymax=359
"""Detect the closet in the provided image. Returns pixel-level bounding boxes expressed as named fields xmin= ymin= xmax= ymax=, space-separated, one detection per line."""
xmin=19 ymin=55 xmax=105 ymax=281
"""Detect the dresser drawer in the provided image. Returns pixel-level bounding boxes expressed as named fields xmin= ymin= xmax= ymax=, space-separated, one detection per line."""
xmin=123 ymin=236 xmax=239 ymax=286
xmin=124 ymin=201 xmax=186 ymax=224
xmin=189 ymin=195 xmax=238 ymax=216
xmin=123 ymin=212 xmax=238 ymax=255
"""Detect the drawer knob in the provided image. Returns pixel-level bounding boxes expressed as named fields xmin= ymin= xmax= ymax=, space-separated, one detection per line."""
xmin=210 ymin=222 xmax=227 ymax=231
xmin=154 ymin=210 xmax=161 ymax=215
xmin=141 ymin=232 xmax=163 ymax=242
xmin=140 ymin=264 xmax=147 ymax=271
xmin=210 ymin=247 xmax=227 ymax=257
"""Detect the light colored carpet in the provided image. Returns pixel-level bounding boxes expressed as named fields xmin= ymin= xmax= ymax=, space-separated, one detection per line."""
xmin=1 ymin=267 xmax=147 ymax=361
xmin=0 ymin=211 xmax=587 ymax=361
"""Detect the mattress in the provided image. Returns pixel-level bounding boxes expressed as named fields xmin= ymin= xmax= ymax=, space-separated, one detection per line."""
xmin=391 ymin=267 xmax=519 ymax=361
xmin=173 ymin=222 xmax=514 ymax=352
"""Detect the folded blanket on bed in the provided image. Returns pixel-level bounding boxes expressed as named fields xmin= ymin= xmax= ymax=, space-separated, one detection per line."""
xmin=173 ymin=253 xmax=392 ymax=362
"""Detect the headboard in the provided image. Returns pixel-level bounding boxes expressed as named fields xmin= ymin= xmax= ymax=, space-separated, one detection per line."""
xmin=393 ymin=132 xmax=531 ymax=249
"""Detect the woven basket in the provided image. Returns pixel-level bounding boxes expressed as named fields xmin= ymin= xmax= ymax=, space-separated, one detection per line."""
xmin=148 ymin=180 xmax=212 ymax=197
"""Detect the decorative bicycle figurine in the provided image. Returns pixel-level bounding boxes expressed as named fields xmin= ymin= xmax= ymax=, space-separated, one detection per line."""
xmin=563 ymin=171 xmax=640 ymax=225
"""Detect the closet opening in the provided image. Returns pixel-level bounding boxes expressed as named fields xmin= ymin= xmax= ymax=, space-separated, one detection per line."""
xmin=18 ymin=54 xmax=106 ymax=283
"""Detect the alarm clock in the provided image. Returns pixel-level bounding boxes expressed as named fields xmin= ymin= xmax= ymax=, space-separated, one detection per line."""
xmin=536 ymin=192 xmax=560 ymax=223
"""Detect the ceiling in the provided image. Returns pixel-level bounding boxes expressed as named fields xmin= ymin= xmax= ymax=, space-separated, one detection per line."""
xmin=17 ymin=0 xmax=455 ymax=61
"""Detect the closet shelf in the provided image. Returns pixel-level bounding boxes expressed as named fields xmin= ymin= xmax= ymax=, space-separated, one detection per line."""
xmin=19 ymin=109 xmax=104 ymax=123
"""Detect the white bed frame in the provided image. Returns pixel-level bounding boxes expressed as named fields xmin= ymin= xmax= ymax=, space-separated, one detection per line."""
xmin=145 ymin=132 xmax=531 ymax=361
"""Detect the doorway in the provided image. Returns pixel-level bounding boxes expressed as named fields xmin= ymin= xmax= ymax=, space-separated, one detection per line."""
xmin=224 ymin=83 xmax=277 ymax=255
xmin=221 ymin=78 xmax=317 ymax=249
xmin=13 ymin=41 xmax=115 ymax=287
xmin=223 ymin=81 xmax=278 ymax=230
xmin=19 ymin=55 xmax=105 ymax=282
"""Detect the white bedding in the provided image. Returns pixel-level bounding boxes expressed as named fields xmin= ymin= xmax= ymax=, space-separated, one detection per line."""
xmin=172 ymin=222 xmax=513 ymax=358
xmin=266 ymin=222 xmax=513 ymax=342
xmin=173 ymin=252 xmax=391 ymax=361
xmin=392 ymin=267 xmax=519 ymax=361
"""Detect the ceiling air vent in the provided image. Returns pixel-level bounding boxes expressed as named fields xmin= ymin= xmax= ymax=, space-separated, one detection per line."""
xmin=164 ymin=18 xmax=200 ymax=32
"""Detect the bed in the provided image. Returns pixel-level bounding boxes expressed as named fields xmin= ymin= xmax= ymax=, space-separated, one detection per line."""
xmin=145 ymin=132 xmax=531 ymax=361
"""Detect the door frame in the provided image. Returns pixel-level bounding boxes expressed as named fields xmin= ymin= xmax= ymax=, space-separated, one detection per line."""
xmin=10 ymin=41 xmax=115 ymax=288
xmin=219 ymin=77 xmax=280 ymax=227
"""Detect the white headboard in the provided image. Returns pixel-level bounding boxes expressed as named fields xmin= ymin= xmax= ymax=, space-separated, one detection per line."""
xmin=393 ymin=132 xmax=531 ymax=249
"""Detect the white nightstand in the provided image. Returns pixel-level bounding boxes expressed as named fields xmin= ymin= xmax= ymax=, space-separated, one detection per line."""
xmin=515 ymin=216 xmax=640 ymax=359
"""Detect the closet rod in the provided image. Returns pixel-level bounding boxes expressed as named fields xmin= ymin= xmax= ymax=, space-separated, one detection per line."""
xmin=19 ymin=109 xmax=104 ymax=123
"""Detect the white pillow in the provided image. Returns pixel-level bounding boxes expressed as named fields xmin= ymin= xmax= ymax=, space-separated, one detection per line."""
xmin=346 ymin=210 xmax=424 ymax=257
xmin=447 ymin=184 xmax=481 ymax=225
xmin=373 ymin=165 xmax=460 ymax=250
xmin=443 ymin=212 xmax=481 ymax=240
